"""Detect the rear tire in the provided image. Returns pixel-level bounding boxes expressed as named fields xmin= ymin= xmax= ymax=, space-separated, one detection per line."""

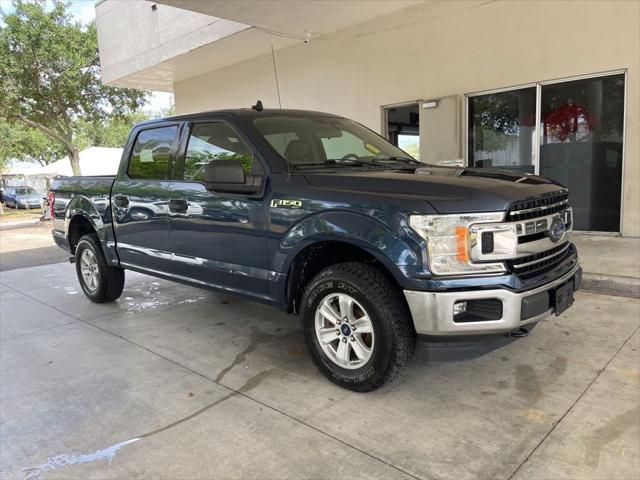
xmin=75 ymin=233 xmax=125 ymax=303
xmin=301 ymin=262 xmax=416 ymax=392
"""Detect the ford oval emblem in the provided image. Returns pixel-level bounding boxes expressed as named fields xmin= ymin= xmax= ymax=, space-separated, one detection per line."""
xmin=548 ymin=216 xmax=566 ymax=243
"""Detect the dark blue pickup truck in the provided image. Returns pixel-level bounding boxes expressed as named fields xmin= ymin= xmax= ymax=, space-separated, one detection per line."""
xmin=51 ymin=108 xmax=581 ymax=391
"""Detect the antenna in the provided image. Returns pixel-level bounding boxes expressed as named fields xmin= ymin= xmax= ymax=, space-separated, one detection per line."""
xmin=271 ymin=44 xmax=282 ymax=109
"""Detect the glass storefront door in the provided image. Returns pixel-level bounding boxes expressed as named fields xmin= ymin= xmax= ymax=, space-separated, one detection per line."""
xmin=467 ymin=73 xmax=625 ymax=232
xmin=540 ymin=74 xmax=624 ymax=232
xmin=468 ymin=87 xmax=536 ymax=173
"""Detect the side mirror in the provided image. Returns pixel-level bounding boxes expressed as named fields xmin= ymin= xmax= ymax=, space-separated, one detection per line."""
xmin=204 ymin=160 xmax=263 ymax=195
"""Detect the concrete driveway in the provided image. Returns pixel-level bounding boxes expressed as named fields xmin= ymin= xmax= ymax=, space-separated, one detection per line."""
xmin=0 ymin=223 xmax=68 ymax=272
xmin=1 ymin=263 xmax=639 ymax=480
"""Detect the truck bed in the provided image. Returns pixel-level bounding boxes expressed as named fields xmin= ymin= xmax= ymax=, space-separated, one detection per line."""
xmin=51 ymin=175 xmax=115 ymax=197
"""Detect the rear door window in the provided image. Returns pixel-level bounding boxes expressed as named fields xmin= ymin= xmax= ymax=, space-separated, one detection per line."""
xmin=128 ymin=126 xmax=178 ymax=179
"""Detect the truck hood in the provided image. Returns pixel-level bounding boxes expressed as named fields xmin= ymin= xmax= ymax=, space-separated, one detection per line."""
xmin=303 ymin=166 xmax=566 ymax=213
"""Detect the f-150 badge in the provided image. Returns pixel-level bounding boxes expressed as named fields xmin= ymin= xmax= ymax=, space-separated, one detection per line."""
xmin=270 ymin=199 xmax=302 ymax=209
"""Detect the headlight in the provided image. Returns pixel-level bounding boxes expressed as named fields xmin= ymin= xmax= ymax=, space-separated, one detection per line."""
xmin=409 ymin=213 xmax=507 ymax=276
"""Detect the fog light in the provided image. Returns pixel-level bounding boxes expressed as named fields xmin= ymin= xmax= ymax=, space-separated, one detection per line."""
xmin=453 ymin=301 xmax=467 ymax=317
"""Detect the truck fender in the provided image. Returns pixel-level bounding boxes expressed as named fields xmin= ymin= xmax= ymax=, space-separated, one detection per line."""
xmin=273 ymin=210 xmax=422 ymax=285
xmin=64 ymin=195 xmax=110 ymax=252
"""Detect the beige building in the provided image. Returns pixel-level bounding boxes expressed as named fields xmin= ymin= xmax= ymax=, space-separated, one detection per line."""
xmin=96 ymin=0 xmax=640 ymax=236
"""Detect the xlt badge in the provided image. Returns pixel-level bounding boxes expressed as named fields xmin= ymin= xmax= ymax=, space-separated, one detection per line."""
xmin=270 ymin=199 xmax=302 ymax=209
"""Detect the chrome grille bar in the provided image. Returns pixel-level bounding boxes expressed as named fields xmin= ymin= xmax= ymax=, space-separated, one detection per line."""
xmin=470 ymin=207 xmax=572 ymax=262
xmin=507 ymin=191 xmax=569 ymax=222
xmin=512 ymin=243 xmax=570 ymax=270
xmin=509 ymin=199 xmax=569 ymax=217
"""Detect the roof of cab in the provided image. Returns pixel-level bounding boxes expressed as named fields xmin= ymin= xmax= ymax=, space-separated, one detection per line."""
xmin=135 ymin=108 xmax=343 ymax=129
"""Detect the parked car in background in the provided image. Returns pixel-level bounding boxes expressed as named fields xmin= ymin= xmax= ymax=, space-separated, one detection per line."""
xmin=50 ymin=108 xmax=581 ymax=392
xmin=3 ymin=186 xmax=44 ymax=209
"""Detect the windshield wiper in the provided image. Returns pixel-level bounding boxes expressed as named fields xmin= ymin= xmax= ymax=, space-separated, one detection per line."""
xmin=379 ymin=156 xmax=422 ymax=165
xmin=291 ymin=159 xmax=387 ymax=170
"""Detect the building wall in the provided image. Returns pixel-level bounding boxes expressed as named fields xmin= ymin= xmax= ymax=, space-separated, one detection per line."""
xmin=173 ymin=0 xmax=640 ymax=236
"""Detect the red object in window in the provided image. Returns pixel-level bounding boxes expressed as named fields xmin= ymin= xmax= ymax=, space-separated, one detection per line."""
xmin=544 ymin=104 xmax=594 ymax=142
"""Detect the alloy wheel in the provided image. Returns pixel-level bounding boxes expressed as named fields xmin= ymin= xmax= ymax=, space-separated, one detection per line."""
xmin=80 ymin=248 xmax=100 ymax=292
xmin=314 ymin=293 xmax=375 ymax=369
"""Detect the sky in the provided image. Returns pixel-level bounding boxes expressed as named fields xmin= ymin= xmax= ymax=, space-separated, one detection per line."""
xmin=0 ymin=0 xmax=174 ymax=114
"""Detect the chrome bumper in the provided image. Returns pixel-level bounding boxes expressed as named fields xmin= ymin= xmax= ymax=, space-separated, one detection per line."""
xmin=404 ymin=263 xmax=581 ymax=336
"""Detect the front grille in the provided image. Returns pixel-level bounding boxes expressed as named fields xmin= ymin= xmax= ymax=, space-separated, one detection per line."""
xmin=507 ymin=191 xmax=569 ymax=222
xmin=518 ymin=231 xmax=547 ymax=244
xmin=506 ymin=243 xmax=572 ymax=278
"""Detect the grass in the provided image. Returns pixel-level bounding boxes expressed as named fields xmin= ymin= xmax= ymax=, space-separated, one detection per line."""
xmin=0 ymin=204 xmax=42 ymax=222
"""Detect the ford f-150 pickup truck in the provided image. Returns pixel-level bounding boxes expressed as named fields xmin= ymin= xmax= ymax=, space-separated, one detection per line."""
xmin=51 ymin=107 xmax=581 ymax=391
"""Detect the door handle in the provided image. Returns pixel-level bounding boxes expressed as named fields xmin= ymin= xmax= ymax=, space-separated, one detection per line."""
xmin=169 ymin=198 xmax=189 ymax=213
xmin=114 ymin=195 xmax=129 ymax=208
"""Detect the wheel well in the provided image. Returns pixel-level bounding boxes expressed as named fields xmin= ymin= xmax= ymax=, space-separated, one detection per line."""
xmin=68 ymin=215 xmax=96 ymax=253
xmin=286 ymin=241 xmax=397 ymax=314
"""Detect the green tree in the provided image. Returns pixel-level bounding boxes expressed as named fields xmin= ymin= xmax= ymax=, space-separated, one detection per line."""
xmin=0 ymin=117 xmax=66 ymax=168
xmin=75 ymin=110 xmax=151 ymax=151
xmin=0 ymin=0 xmax=147 ymax=175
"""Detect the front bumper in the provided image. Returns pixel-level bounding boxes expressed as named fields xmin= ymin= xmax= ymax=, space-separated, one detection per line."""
xmin=404 ymin=263 xmax=582 ymax=336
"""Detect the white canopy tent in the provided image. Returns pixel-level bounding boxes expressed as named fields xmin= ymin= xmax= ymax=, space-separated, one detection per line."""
xmin=6 ymin=146 xmax=123 ymax=177
xmin=1 ymin=146 xmax=123 ymax=195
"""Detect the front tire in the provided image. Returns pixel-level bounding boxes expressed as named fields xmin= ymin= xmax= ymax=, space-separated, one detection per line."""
xmin=75 ymin=233 xmax=125 ymax=303
xmin=301 ymin=262 xmax=416 ymax=392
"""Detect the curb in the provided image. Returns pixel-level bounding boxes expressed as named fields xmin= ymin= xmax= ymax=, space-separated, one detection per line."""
xmin=0 ymin=219 xmax=44 ymax=231
xmin=581 ymin=272 xmax=640 ymax=299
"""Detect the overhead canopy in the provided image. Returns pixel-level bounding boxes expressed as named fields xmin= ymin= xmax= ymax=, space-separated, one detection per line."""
xmin=96 ymin=0 xmax=422 ymax=91
xmin=156 ymin=1 xmax=423 ymax=41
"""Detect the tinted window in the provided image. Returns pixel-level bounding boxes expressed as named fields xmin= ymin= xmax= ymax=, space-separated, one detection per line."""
xmin=16 ymin=188 xmax=35 ymax=195
xmin=254 ymin=116 xmax=413 ymax=167
xmin=263 ymin=132 xmax=299 ymax=157
xmin=321 ymin=131 xmax=374 ymax=160
xmin=183 ymin=123 xmax=254 ymax=181
xmin=128 ymin=126 xmax=177 ymax=179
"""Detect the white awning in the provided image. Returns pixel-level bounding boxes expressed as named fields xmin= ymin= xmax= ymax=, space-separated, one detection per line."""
xmin=1 ymin=147 xmax=123 ymax=178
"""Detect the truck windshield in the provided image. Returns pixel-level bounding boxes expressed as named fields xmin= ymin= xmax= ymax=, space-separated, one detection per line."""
xmin=253 ymin=115 xmax=422 ymax=169
xmin=16 ymin=188 xmax=35 ymax=195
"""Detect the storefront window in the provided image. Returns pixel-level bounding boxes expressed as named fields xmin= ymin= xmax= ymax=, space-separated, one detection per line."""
xmin=540 ymin=74 xmax=624 ymax=232
xmin=467 ymin=73 xmax=625 ymax=232
xmin=468 ymin=88 xmax=536 ymax=173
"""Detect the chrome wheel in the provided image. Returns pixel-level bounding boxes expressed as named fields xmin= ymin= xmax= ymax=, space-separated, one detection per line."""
xmin=314 ymin=293 xmax=375 ymax=369
xmin=80 ymin=248 xmax=100 ymax=292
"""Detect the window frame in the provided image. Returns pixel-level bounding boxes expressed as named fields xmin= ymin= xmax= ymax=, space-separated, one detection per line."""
xmin=463 ymin=69 xmax=627 ymax=234
xmin=123 ymin=123 xmax=182 ymax=181
xmin=174 ymin=118 xmax=268 ymax=185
